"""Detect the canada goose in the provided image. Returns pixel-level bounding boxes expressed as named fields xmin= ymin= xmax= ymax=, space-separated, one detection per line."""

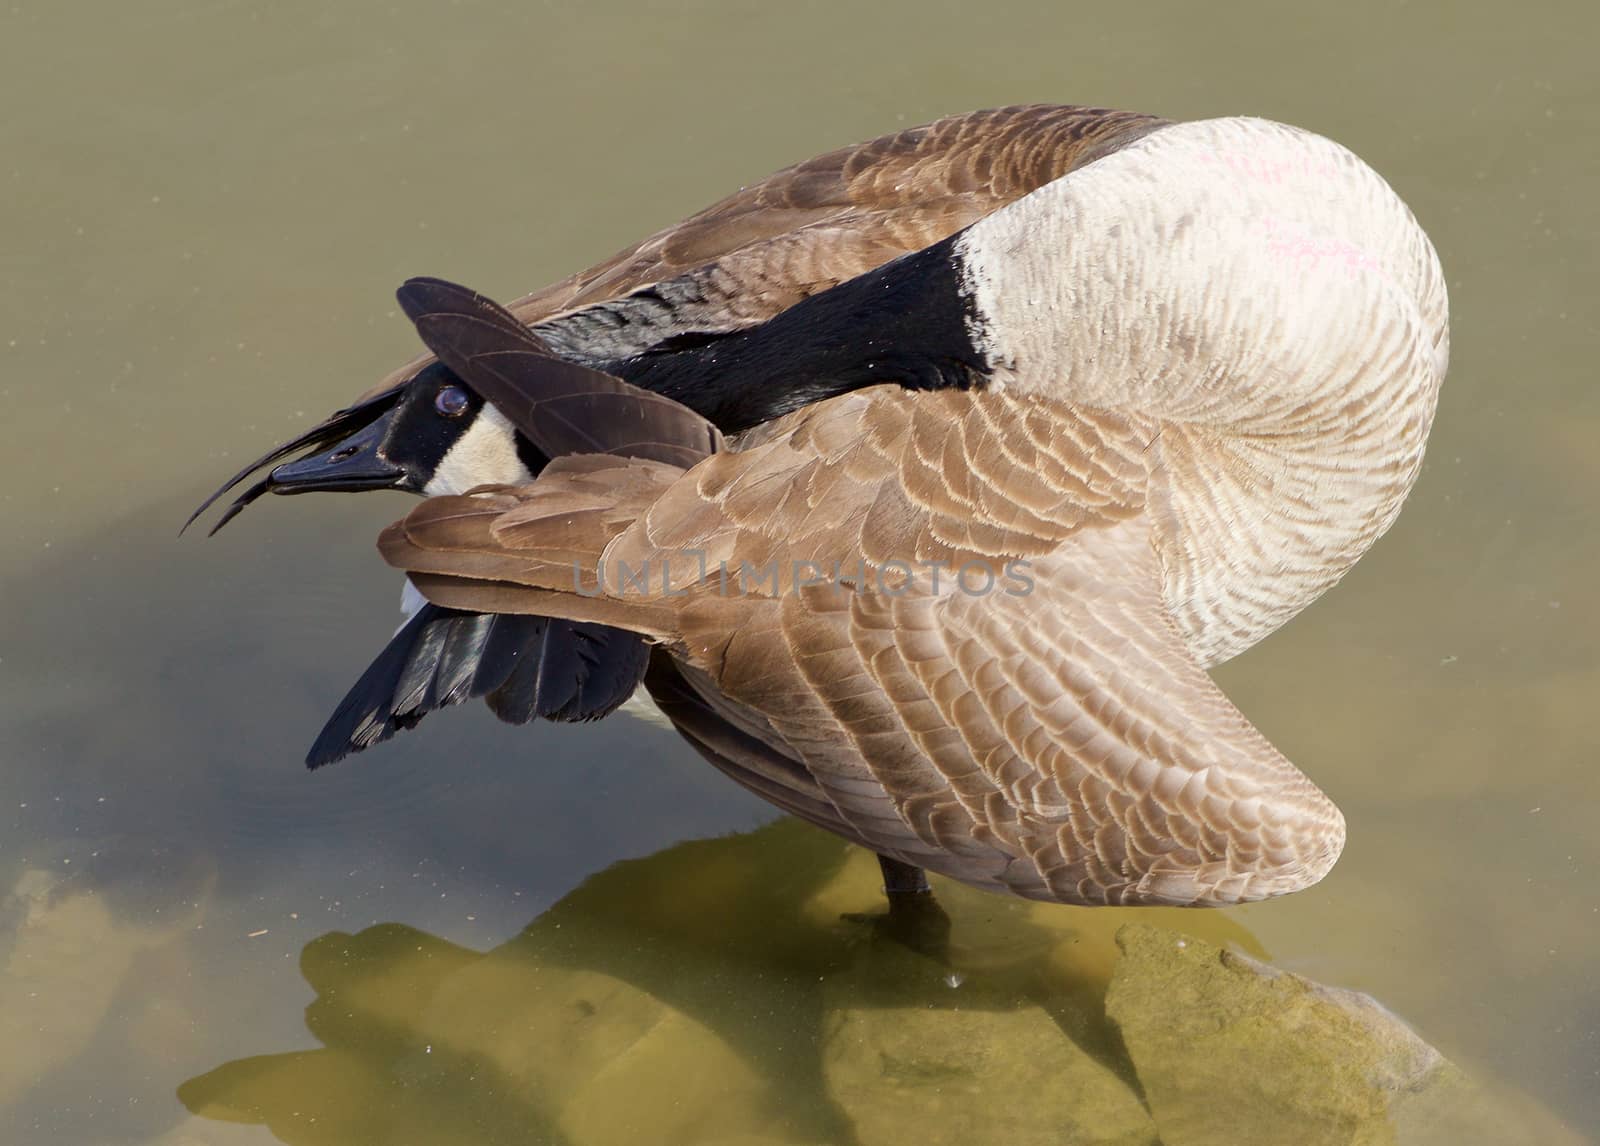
xmin=193 ymin=106 xmax=1448 ymax=908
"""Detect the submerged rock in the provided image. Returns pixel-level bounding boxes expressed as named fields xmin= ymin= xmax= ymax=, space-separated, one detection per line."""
xmin=0 ymin=842 xmax=214 ymax=1109
xmin=821 ymin=936 xmax=1157 ymax=1146
xmin=1105 ymin=923 xmax=1586 ymax=1146
xmin=421 ymin=956 xmax=787 ymax=1146
xmin=176 ymin=828 xmax=1586 ymax=1146
xmin=184 ymin=920 xmax=831 ymax=1146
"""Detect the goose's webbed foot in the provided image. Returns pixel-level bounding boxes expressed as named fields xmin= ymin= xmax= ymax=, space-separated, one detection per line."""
xmin=840 ymin=853 xmax=952 ymax=960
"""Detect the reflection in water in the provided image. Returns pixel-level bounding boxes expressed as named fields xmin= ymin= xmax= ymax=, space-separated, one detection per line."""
xmin=178 ymin=821 xmax=1574 ymax=1146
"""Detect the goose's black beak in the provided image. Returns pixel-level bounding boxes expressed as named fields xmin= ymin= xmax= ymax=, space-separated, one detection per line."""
xmin=267 ymin=412 xmax=407 ymax=494
xmin=183 ymin=389 xmax=408 ymax=537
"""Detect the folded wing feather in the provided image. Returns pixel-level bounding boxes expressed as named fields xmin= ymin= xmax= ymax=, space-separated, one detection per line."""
xmin=382 ymin=385 xmax=1345 ymax=905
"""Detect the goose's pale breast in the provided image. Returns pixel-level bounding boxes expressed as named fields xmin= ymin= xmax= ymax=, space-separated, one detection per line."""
xmin=956 ymin=117 xmax=1449 ymax=664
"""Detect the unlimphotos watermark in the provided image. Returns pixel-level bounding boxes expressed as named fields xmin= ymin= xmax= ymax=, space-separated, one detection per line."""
xmin=573 ymin=552 xmax=1035 ymax=598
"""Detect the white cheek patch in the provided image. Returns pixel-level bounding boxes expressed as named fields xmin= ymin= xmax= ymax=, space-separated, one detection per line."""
xmin=423 ymin=404 xmax=535 ymax=496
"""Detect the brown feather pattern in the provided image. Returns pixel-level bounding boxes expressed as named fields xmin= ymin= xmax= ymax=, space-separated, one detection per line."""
xmin=380 ymin=388 xmax=1344 ymax=905
xmin=351 ymin=105 xmax=1168 ymax=403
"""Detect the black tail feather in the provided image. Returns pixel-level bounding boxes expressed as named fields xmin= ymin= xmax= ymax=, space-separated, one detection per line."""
xmin=475 ymin=614 xmax=545 ymax=721
xmin=426 ymin=611 xmax=494 ymax=712
xmin=307 ymin=602 xmax=648 ymax=768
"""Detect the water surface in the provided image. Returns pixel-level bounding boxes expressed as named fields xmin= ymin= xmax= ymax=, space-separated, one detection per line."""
xmin=2 ymin=2 xmax=1597 ymax=1142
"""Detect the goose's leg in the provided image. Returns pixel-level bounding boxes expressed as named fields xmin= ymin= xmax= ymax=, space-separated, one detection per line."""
xmin=876 ymin=854 xmax=931 ymax=897
xmin=866 ymin=854 xmax=951 ymax=958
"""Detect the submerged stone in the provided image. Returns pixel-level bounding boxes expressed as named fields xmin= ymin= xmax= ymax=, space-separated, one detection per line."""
xmin=175 ymin=828 xmax=1586 ymax=1146
xmin=1 ymin=842 xmax=215 ymax=1110
xmin=822 ymin=936 xmax=1157 ymax=1146
xmin=421 ymin=957 xmax=788 ymax=1146
xmin=1105 ymin=923 xmax=1585 ymax=1146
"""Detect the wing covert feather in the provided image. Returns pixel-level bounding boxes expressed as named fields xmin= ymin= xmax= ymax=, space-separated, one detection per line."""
xmin=380 ymin=387 xmax=1342 ymax=904
xmin=353 ymin=105 xmax=1167 ymax=404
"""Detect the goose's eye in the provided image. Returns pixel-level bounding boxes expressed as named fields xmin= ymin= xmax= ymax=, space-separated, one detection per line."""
xmin=434 ymin=385 xmax=470 ymax=418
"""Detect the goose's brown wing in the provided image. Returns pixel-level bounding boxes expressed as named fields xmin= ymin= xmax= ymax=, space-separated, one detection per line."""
xmin=517 ymin=104 xmax=1166 ymax=318
xmin=378 ymin=387 xmax=1345 ymax=906
xmin=356 ymin=105 xmax=1166 ymax=401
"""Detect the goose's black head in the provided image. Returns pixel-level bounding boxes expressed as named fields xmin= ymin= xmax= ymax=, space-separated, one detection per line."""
xmin=183 ymin=360 xmax=539 ymax=536
xmin=270 ymin=362 xmax=542 ymax=498
xmin=187 ymin=272 xmax=736 ymax=537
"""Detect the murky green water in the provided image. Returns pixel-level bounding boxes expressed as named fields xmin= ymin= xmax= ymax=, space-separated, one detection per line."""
xmin=3 ymin=2 xmax=1597 ymax=1143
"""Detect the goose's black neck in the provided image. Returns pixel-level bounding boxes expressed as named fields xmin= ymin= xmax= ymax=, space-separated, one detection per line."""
xmin=609 ymin=235 xmax=990 ymax=434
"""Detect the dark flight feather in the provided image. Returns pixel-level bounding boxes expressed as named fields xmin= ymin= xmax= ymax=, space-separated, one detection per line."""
xmin=395 ymin=277 xmax=725 ymax=466
xmin=307 ymin=602 xmax=649 ymax=768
